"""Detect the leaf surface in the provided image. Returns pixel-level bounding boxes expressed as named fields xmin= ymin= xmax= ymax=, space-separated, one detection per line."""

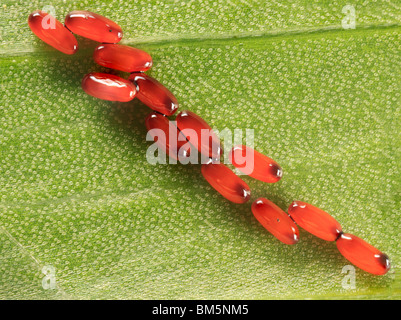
xmin=0 ymin=0 xmax=400 ymax=299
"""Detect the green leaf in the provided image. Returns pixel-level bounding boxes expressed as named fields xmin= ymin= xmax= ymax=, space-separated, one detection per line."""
xmin=0 ymin=0 xmax=400 ymax=299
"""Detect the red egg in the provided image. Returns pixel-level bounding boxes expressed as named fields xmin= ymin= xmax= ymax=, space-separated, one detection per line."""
xmin=81 ymin=73 xmax=136 ymax=102
xmin=288 ymin=201 xmax=342 ymax=241
xmin=176 ymin=110 xmax=222 ymax=161
xmin=65 ymin=10 xmax=123 ymax=43
xmin=229 ymin=145 xmax=282 ymax=183
xmin=145 ymin=112 xmax=190 ymax=161
xmin=337 ymin=233 xmax=390 ymax=275
xmin=252 ymin=198 xmax=299 ymax=245
xmin=129 ymin=73 xmax=179 ymax=116
xmin=94 ymin=44 xmax=153 ymax=72
xmin=28 ymin=10 xmax=78 ymax=55
xmin=201 ymin=163 xmax=251 ymax=204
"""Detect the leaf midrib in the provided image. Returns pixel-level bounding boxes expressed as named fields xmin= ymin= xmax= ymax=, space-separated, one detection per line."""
xmin=1 ymin=23 xmax=400 ymax=57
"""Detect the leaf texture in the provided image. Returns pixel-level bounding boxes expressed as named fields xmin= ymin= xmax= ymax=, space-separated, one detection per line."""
xmin=0 ymin=0 xmax=400 ymax=299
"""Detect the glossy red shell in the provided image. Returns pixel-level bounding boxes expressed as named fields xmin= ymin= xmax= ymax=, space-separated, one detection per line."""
xmin=176 ymin=110 xmax=222 ymax=161
xmin=229 ymin=145 xmax=282 ymax=183
xmin=201 ymin=163 xmax=251 ymax=204
xmin=94 ymin=44 xmax=153 ymax=72
xmin=337 ymin=233 xmax=390 ymax=275
xmin=252 ymin=198 xmax=299 ymax=245
xmin=129 ymin=73 xmax=179 ymax=116
xmin=288 ymin=201 xmax=342 ymax=241
xmin=145 ymin=112 xmax=190 ymax=161
xmin=65 ymin=10 xmax=123 ymax=43
xmin=28 ymin=10 xmax=78 ymax=55
xmin=81 ymin=73 xmax=136 ymax=102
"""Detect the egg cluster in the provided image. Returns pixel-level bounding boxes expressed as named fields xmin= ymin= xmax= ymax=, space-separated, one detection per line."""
xmin=26 ymin=8 xmax=393 ymax=278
